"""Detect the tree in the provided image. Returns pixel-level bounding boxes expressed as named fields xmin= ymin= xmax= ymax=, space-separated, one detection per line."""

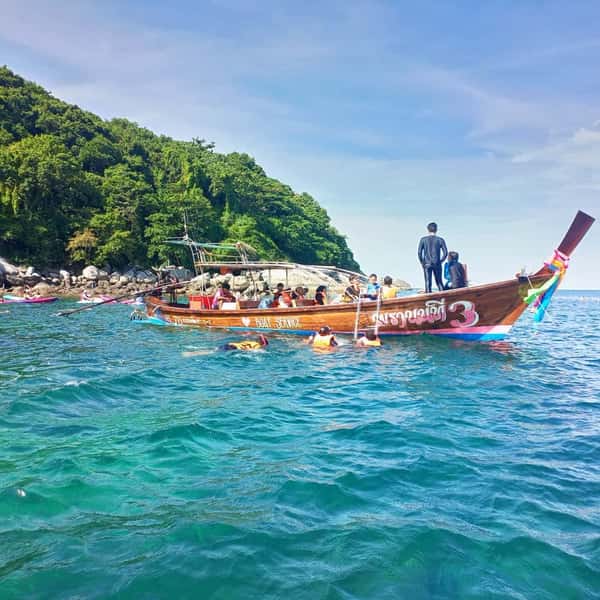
xmin=0 ymin=134 xmax=95 ymax=264
xmin=67 ymin=228 xmax=98 ymax=264
xmin=90 ymin=164 xmax=153 ymax=264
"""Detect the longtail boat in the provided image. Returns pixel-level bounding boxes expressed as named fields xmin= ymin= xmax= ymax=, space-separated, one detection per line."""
xmin=144 ymin=210 xmax=594 ymax=341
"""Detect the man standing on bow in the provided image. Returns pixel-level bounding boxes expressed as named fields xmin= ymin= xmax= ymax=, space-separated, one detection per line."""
xmin=418 ymin=222 xmax=448 ymax=293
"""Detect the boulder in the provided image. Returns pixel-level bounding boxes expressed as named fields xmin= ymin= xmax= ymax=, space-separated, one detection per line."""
xmin=123 ymin=267 xmax=138 ymax=280
xmin=260 ymin=267 xmax=347 ymax=293
xmin=0 ymin=258 xmax=19 ymax=276
xmin=163 ymin=266 xmax=193 ymax=282
xmin=119 ymin=275 xmax=130 ymax=285
xmin=6 ymin=274 xmax=24 ymax=286
xmin=393 ymin=278 xmax=412 ymax=290
xmin=82 ymin=265 xmax=99 ymax=280
xmin=97 ymin=269 xmax=109 ymax=281
xmin=23 ymin=273 xmax=42 ymax=285
xmin=213 ymin=274 xmax=233 ymax=286
xmin=188 ymin=273 xmax=211 ymax=292
xmin=231 ymin=275 xmax=250 ymax=292
xmin=135 ymin=270 xmax=157 ymax=284
xmin=109 ymin=272 xmax=121 ymax=285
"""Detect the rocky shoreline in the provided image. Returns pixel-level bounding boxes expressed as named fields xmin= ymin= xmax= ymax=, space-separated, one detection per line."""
xmin=0 ymin=258 xmax=412 ymax=299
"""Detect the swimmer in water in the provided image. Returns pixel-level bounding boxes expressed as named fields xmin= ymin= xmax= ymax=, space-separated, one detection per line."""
xmin=182 ymin=334 xmax=268 ymax=357
xmin=307 ymin=326 xmax=338 ymax=348
xmin=220 ymin=334 xmax=269 ymax=351
xmin=355 ymin=330 xmax=382 ymax=347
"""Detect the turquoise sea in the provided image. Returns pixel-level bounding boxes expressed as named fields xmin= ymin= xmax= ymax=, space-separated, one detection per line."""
xmin=1 ymin=290 xmax=599 ymax=599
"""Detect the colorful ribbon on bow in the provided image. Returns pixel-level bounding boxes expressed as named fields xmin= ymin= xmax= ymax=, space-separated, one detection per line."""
xmin=525 ymin=249 xmax=570 ymax=322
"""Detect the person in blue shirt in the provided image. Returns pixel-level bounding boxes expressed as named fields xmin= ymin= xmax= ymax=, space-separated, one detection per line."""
xmin=418 ymin=222 xmax=448 ymax=293
xmin=364 ymin=274 xmax=381 ymax=300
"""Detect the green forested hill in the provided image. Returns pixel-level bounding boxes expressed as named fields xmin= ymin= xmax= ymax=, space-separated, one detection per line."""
xmin=0 ymin=67 xmax=359 ymax=271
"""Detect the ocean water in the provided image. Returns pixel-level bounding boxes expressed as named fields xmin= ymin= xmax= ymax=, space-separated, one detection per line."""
xmin=1 ymin=291 xmax=599 ymax=599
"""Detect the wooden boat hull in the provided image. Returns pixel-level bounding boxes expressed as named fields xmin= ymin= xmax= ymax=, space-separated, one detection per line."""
xmin=144 ymin=210 xmax=595 ymax=342
xmin=145 ymin=275 xmax=545 ymax=341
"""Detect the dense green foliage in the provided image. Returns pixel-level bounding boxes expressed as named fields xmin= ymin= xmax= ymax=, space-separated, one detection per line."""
xmin=0 ymin=67 xmax=359 ymax=270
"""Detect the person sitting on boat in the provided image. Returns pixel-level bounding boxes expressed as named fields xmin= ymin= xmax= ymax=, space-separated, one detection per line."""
xmin=212 ymin=281 xmax=236 ymax=309
xmin=278 ymin=287 xmax=293 ymax=307
xmin=221 ymin=334 xmax=269 ymax=351
xmin=271 ymin=282 xmax=285 ymax=307
xmin=315 ymin=285 xmax=328 ymax=305
xmin=381 ymin=276 xmax=398 ymax=299
xmin=444 ymin=251 xmax=467 ymax=289
xmin=342 ymin=277 xmax=361 ymax=302
xmin=24 ymin=286 xmax=40 ymax=299
xmin=291 ymin=286 xmax=308 ymax=307
xmin=356 ymin=330 xmax=382 ymax=347
xmin=258 ymin=289 xmax=274 ymax=309
xmin=307 ymin=326 xmax=338 ymax=347
xmin=364 ymin=274 xmax=381 ymax=300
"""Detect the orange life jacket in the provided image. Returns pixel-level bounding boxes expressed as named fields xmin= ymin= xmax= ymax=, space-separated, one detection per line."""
xmin=279 ymin=291 xmax=292 ymax=306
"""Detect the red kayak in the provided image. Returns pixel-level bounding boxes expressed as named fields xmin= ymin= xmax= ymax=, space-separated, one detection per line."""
xmin=1 ymin=294 xmax=58 ymax=304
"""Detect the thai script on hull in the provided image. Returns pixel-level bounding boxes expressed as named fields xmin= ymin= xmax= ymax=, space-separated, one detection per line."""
xmin=373 ymin=299 xmax=480 ymax=329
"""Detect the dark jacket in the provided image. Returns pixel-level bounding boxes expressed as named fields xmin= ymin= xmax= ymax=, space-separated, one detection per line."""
xmin=444 ymin=260 xmax=467 ymax=288
xmin=418 ymin=235 xmax=448 ymax=267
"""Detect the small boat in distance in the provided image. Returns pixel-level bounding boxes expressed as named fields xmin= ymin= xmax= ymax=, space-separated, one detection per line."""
xmin=78 ymin=291 xmax=116 ymax=304
xmin=143 ymin=211 xmax=595 ymax=342
xmin=1 ymin=294 xmax=58 ymax=304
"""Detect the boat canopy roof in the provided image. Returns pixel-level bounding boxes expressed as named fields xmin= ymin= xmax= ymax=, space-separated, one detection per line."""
xmin=164 ymin=236 xmax=365 ymax=280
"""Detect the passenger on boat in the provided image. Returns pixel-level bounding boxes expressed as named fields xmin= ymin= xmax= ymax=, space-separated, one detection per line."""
xmin=291 ymin=286 xmax=308 ymax=307
xmin=356 ymin=330 xmax=382 ymax=347
xmin=271 ymin=283 xmax=292 ymax=307
xmin=24 ymin=286 xmax=40 ymax=299
xmin=444 ymin=251 xmax=467 ymax=289
xmin=221 ymin=334 xmax=269 ymax=351
xmin=272 ymin=282 xmax=284 ymax=305
xmin=307 ymin=326 xmax=338 ymax=347
xmin=343 ymin=277 xmax=361 ymax=302
xmin=364 ymin=274 xmax=381 ymax=300
xmin=381 ymin=276 xmax=398 ymax=299
xmin=258 ymin=290 xmax=274 ymax=309
xmin=418 ymin=222 xmax=448 ymax=293
xmin=212 ymin=281 xmax=236 ymax=309
xmin=315 ymin=285 xmax=328 ymax=305
xmin=280 ymin=288 xmax=293 ymax=307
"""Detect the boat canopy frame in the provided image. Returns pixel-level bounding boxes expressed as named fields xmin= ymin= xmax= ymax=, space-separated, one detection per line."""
xmin=164 ymin=235 xmax=367 ymax=295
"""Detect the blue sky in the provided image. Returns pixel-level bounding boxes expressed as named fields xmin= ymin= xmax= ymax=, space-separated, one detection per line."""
xmin=1 ymin=0 xmax=598 ymax=288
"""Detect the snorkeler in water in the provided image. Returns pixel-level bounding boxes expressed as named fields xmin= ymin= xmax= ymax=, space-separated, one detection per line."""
xmin=220 ymin=334 xmax=269 ymax=351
